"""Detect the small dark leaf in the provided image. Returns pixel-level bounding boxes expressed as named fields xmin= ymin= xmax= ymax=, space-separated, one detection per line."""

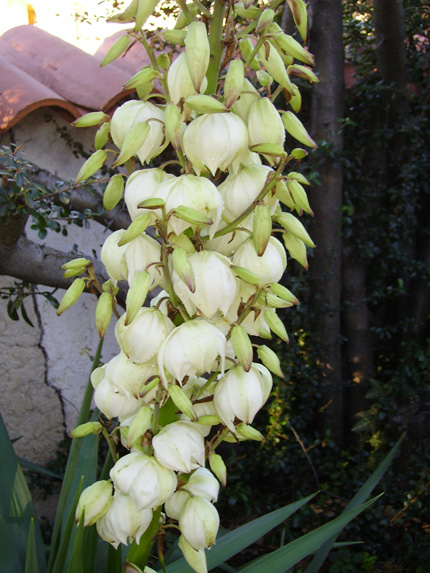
xmin=38 ymin=228 xmax=47 ymax=240
xmin=7 ymin=300 xmax=19 ymax=321
xmin=44 ymin=294 xmax=59 ymax=309
xmin=20 ymin=304 xmax=34 ymax=327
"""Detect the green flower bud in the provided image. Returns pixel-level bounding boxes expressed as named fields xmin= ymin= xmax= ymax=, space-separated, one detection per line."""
xmin=291 ymin=148 xmax=308 ymax=160
xmin=72 ymin=111 xmax=108 ymax=128
xmin=169 ymin=385 xmax=197 ymax=421
xmin=276 ymin=33 xmax=314 ymax=66
xmin=256 ymin=8 xmax=275 ymax=33
xmin=257 ymin=345 xmax=284 ymax=378
xmin=197 ymin=415 xmax=221 ymax=426
xmin=137 ymin=81 xmax=155 ymax=99
xmin=165 ymin=104 xmax=183 ymax=150
xmin=125 ymin=270 xmax=150 ymax=325
xmin=96 ymin=292 xmax=113 ymax=338
xmin=113 ymin=121 xmax=150 ymax=167
xmin=235 ymin=3 xmax=261 ymax=19
xmin=107 ymin=0 xmax=139 ymax=24
xmin=258 ymin=42 xmax=294 ymax=94
xmin=256 ymin=70 xmax=273 ymax=88
xmin=75 ymin=150 xmax=107 ymax=183
xmin=231 ymin=265 xmax=261 ymax=286
xmin=185 ymin=94 xmax=227 ymax=114
xmin=134 ymin=0 xmax=160 ymax=31
xmin=235 ymin=423 xmax=264 ymax=441
xmin=172 ymin=246 xmax=196 ymax=292
xmin=174 ymin=3 xmax=198 ymax=29
xmin=124 ymin=68 xmax=160 ymax=89
xmin=124 ymin=405 xmax=153 ymax=448
xmin=71 ymin=421 xmax=102 ymax=438
xmin=270 ymin=283 xmax=299 ymax=305
xmin=275 ymin=179 xmax=295 ymax=209
xmin=264 ymin=309 xmax=289 ymax=343
xmin=137 ymin=197 xmax=166 ymax=209
xmin=289 ymin=172 xmax=310 ymax=185
xmin=172 ymin=205 xmax=213 ymax=226
xmin=288 ymin=64 xmax=319 ymax=83
xmin=276 ymin=211 xmax=315 ymax=247
xmin=100 ymin=35 xmax=130 ymax=67
xmin=103 ymin=174 xmax=124 ymax=211
xmin=157 ymin=52 xmax=171 ymax=70
xmin=253 ymin=204 xmax=272 ymax=256
xmin=57 ymin=278 xmax=85 ymax=315
xmin=282 ymin=111 xmax=317 ymax=148
xmin=170 ymin=234 xmax=196 ymax=254
xmin=224 ymin=59 xmax=244 ymax=108
xmin=286 ymin=0 xmax=308 ymax=42
xmin=118 ymin=213 xmax=152 ymax=247
xmin=283 ymin=232 xmax=308 ymax=268
xmin=94 ymin=122 xmax=111 ymax=150
xmin=239 ymin=38 xmax=260 ymax=72
xmin=62 ymin=258 xmax=90 ymax=271
xmin=162 ymin=29 xmax=187 ymax=45
xmin=231 ymin=325 xmax=253 ymax=372
xmin=287 ymin=178 xmax=313 ymax=215
xmin=185 ymin=21 xmax=210 ymax=92
xmin=209 ymin=453 xmax=227 ymax=486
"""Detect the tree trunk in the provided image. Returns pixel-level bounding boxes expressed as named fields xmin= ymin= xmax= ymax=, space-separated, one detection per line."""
xmin=308 ymin=0 xmax=345 ymax=445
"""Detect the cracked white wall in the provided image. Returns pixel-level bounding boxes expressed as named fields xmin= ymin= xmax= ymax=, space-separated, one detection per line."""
xmin=1 ymin=110 xmax=119 ymax=465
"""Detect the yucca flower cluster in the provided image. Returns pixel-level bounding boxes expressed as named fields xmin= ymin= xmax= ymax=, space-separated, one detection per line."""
xmin=64 ymin=0 xmax=318 ymax=570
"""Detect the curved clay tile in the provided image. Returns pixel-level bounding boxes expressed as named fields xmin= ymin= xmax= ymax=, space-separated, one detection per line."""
xmin=0 ymin=57 xmax=80 ymax=132
xmin=0 ymin=25 xmax=134 ymax=112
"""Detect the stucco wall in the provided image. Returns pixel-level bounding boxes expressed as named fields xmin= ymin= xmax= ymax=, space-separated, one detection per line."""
xmin=0 ymin=109 xmax=118 ymax=464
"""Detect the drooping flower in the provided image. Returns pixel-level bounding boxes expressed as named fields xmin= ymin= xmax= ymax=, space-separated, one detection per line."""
xmin=179 ymin=496 xmax=220 ymax=550
xmin=167 ymin=53 xmax=208 ymax=105
xmin=183 ymin=112 xmax=249 ymax=176
xmin=124 ymin=168 xmax=174 ymax=220
xmin=96 ymin=493 xmax=153 ymax=549
xmin=214 ymin=364 xmax=273 ymax=432
xmin=75 ymin=480 xmax=113 ymax=526
xmin=232 ymin=237 xmax=287 ymax=287
xmin=152 ymin=420 xmax=205 ymax=473
xmin=247 ymin=97 xmax=285 ymax=147
xmin=110 ymin=452 xmax=177 ymax=510
xmin=157 ymin=318 xmax=226 ymax=385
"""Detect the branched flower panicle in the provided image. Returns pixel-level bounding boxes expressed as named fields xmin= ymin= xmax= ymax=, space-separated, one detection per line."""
xmin=67 ymin=0 xmax=318 ymax=570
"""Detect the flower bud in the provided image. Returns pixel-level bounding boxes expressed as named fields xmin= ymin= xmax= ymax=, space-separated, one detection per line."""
xmin=169 ymin=384 xmax=197 ymax=421
xmin=235 ymin=423 xmax=264 ymax=441
xmin=283 ymin=232 xmax=308 ymax=268
xmin=257 ymin=345 xmax=284 ymax=378
xmin=179 ymin=496 xmax=219 ymax=550
xmin=158 ymin=318 xmax=226 ymax=386
xmin=62 ymin=257 xmax=90 ymax=272
xmin=256 ymin=70 xmax=273 ymax=88
xmin=231 ymin=325 xmax=253 ymax=372
xmin=124 ymin=68 xmax=161 ymax=90
xmin=119 ymin=213 xmax=152 ymax=247
xmin=185 ymin=21 xmax=210 ymax=92
xmin=174 ymin=2 xmax=198 ymax=29
xmin=258 ymin=41 xmax=294 ymax=94
xmin=170 ymin=233 xmax=196 ymax=254
xmin=153 ymin=421 xmax=205 ymax=473
xmin=167 ymin=53 xmax=207 ymax=105
xmin=291 ymin=147 xmax=308 ymax=159
xmin=101 ymin=35 xmax=130 ymax=66
xmin=57 ymin=278 xmax=85 ymax=316
xmin=73 ymin=111 xmax=108 ymax=128
xmin=214 ymin=364 xmax=272 ymax=432
xmin=286 ymin=0 xmax=308 ymax=42
xmin=134 ymin=0 xmax=160 ymax=31
xmin=122 ymin=405 xmax=153 ymax=448
xmin=75 ymin=150 xmax=107 ymax=184
xmin=235 ymin=2 xmax=261 ymax=18
xmin=275 ymin=179 xmax=295 ymax=210
xmin=162 ymin=29 xmax=187 ymax=45
xmin=276 ymin=33 xmax=314 ymax=66
xmin=231 ymin=265 xmax=260 ymax=287
xmin=113 ymin=122 xmax=150 ymax=167
xmin=233 ymin=237 xmax=287 ymax=288
xmin=96 ymin=292 xmax=113 ymax=338
xmin=247 ymin=98 xmax=285 ymax=148
xmin=253 ymin=204 xmax=272 ymax=256
xmin=270 ymin=283 xmax=299 ymax=305
xmin=71 ymin=421 xmax=102 ymax=438
xmin=111 ymin=452 xmax=177 ymax=509
xmin=125 ymin=270 xmax=150 ymax=325
xmin=111 ymin=101 xmax=166 ymax=165
xmin=178 ymin=535 xmax=208 ymax=573
xmin=264 ymin=309 xmax=289 ymax=343
xmin=288 ymin=64 xmax=319 ymax=83
xmin=239 ymin=39 xmax=260 ymax=72
xmin=165 ymin=104 xmax=183 ymax=150
xmin=232 ymin=78 xmax=260 ymax=121
xmin=107 ymin=0 xmax=138 ymax=24
xmin=93 ymin=120 xmax=110 ymax=149
xmin=224 ymin=60 xmax=244 ymax=108
xmin=209 ymin=453 xmax=227 ymax=486
xmin=287 ymin=178 xmax=314 ymax=216
xmin=76 ymin=480 xmax=113 ymax=526
xmin=172 ymin=247 xmax=196 ymax=293
xmin=282 ymin=111 xmax=317 ymax=148
xmin=116 ymin=307 xmax=174 ymax=363
xmin=96 ymin=493 xmax=153 ymax=549
xmin=276 ymin=211 xmax=315 ymax=247
xmin=185 ymin=95 xmax=227 ymax=114
xmin=183 ymin=112 xmax=249 ymax=176
xmin=256 ymin=8 xmax=275 ymax=33
xmin=103 ymin=174 xmax=124 ymax=211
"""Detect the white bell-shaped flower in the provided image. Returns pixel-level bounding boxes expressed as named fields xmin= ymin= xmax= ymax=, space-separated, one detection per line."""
xmin=231 ymin=79 xmax=260 ymax=122
xmin=178 ymin=535 xmax=208 ymax=573
xmin=218 ymin=165 xmax=279 ymax=222
xmin=167 ymin=53 xmax=208 ymax=105
xmin=124 ymin=168 xmax=174 ymax=221
xmin=111 ymin=100 xmax=167 ymax=164
xmin=247 ymin=97 xmax=285 ymax=147
xmin=97 ymin=352 xmax=158 ymax=400
xmin=232 ymin=237 xmax=287 ymax=287
xmin=165 ymin=490 xmax=190 ymax=520
xmin=75 ymin=480 xmax=113 ymax=526
xmin=172 ymin=251 xmax=238 ymax=318
xmin=214 ymin=364 xmax=273 ymax=432
xmin=101 ymin=230 xmax=162 ymax=287
xmin=183 ymin=112 xmax=249 ymax=176
xmin=185 ymin=467 xmax=220 ymax=502
xmin=179 ymin=496 xmax=219 ymax=550
xmin=158 ymin=318 xmax=226 ymax=385
xmin=110 ymin=452 xmax=177 ymax=510
xmin=96 ymin=493 xmax=153 ymax=549
xmin=152 ymin=420 xmax=205 ymax=473
xmin=156 ymin=174 xmax=223 ymax=239
xmin=115 ymin=308 xmax=175 ymax=364
xmin=205 ymin=223 xmax=250 ymax=257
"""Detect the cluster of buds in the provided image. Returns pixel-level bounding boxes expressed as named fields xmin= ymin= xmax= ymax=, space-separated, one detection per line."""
xmin=68 ymin=0 xmax=317 ymax=570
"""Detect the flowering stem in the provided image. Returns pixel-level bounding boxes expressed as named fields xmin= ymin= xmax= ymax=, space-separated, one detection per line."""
xmin=101 ymin=428 xmax=118 ymax=463
xmin=206 ymin=0 xmax=227 ymax=94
